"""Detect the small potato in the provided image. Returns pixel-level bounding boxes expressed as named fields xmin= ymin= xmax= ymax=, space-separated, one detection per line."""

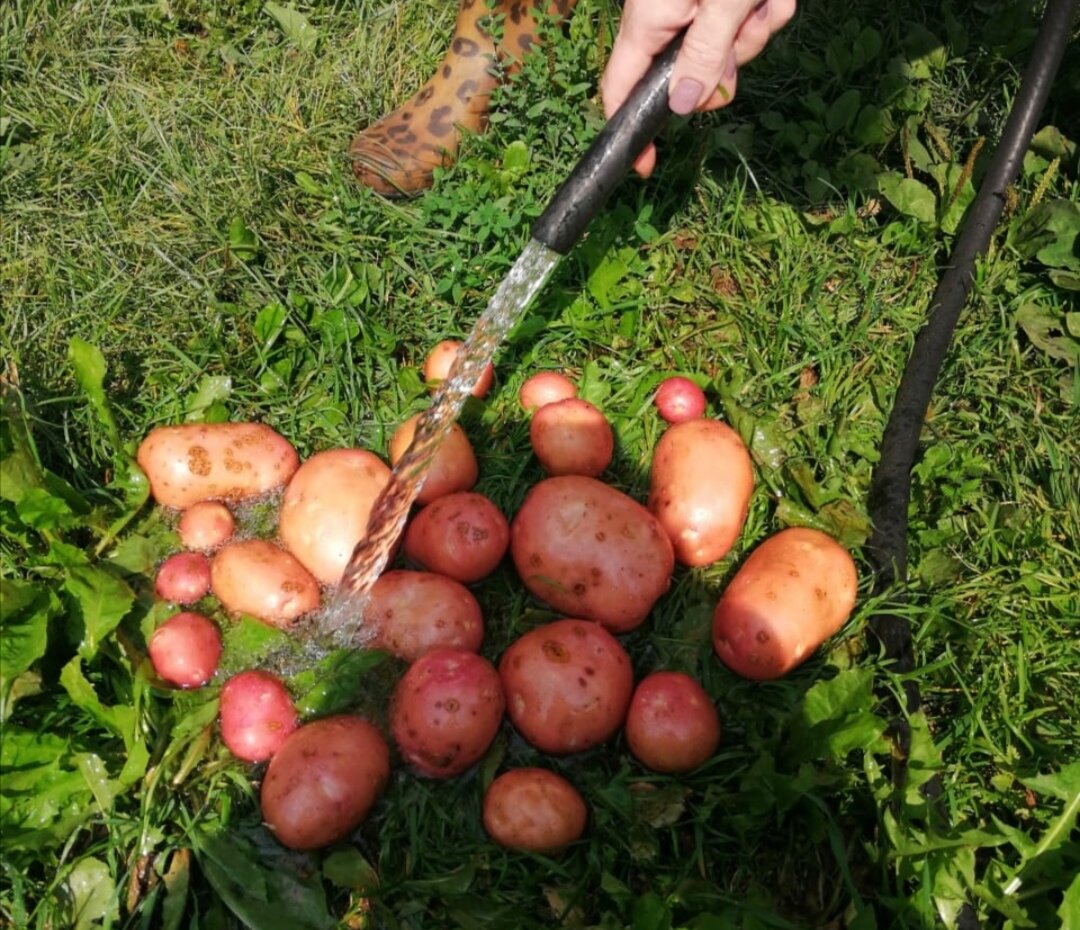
xmin=155 ymin=552 xmax=212 ymax=605
xmin=389 ymin=414 xmax=478 ymax=505
xmin=365 ymin=570 xmax=484 ymax=662
xmin=177 ymin=501 xmax=235 ymax=551
xmin=712 ymin=528 xmax=858 ymax=680
xmin=219 ymin=670 xmax=298 ymax=762
xmin=403 ymin=492 xmax=510 ymax=584
xmin=148 ymin=611 xmax=222 ymax=689
xmin=654 ymin=377 xmax=706 ymax=424
xmin=278 ymin=449 xmax=392 ymax=584
xmin=211 ymin=540 xmax=320 ymax=627
xmin=261 ymin=715 xmax=390 ymax=850
xmin=519 ymin=372 xmax=577 ymax=412
xmin=390 ymin=648 xmax=504 ymax=778
xmin=529 ymin=398 xmax=613 ymax=478
xmin=136 ymin=422 xmax=299 ymax=510
xmin=648 ymin=419 xmax=754 ymax=567
xmin=483 ymin=768 xmax=587 ymax=854
xmin=424 ymin=339 xmax=494 ymax=398
xmin=625 ymin=672 xmax=720 ymax=773
xmin=499 ymin=619 xmax=633 ymax=755
xmin=510 ymin=477 xmax=674 ymax=634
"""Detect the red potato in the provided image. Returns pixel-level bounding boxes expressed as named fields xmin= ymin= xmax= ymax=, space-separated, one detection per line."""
xmin=389 ymin=415 xmax=478 ymax=505
xmin=625 ymin=672 xmax=720 ymax=773
xmin=278 ymin=448 xmax=392 ymax=584
xmin=219 ymin=670 xmax=298 ymax=762
xmin=210 ymin=540 xmax=320 ymax=628
xmin=499 ymin=619 xmax=633 ymax=755
xmin=424 ymin=339 xmax=494 ymax=398
xmin=712 ymin=528 xmax=858 ymax=680
xmin=148 ymin=611 xmax=221 ymax=689
xmin=261 ymin=715 xmax=390 ymax=850
xmin=654 ymin=377 xmax=707 ymax=424
xmin=177 ymin=501 xmax=235 ymax=551
xmin=529 ymin=398 xmax=614 ymax=478
xmin=403 ymin=492 xmax=510 ymax=584
xmin=365 ymin=570 xmax=484 ymax=662
xmin=510 ymin=477 xmax=674 ymax=634
xmin=483 ymin=768 xmax=587 ymax=854
xmin=136 ymin=422 xmax=299 ymax=510
xmin=154 ymin=551 xmax=211 ymax=604
xmin=519 ymin=372 xmax=577 ymax=412
xmin=648 ymin=419 xmax=754 ymax=567
xmin=390 ymin=649 xmax=505 ymax=778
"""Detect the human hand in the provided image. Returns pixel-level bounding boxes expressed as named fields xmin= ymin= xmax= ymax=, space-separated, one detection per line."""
xmin=600 ymin=0 xmax=797 ymax=177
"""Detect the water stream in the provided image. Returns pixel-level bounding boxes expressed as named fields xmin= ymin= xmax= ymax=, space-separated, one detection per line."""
xmin=314 ymin=238 xmax=561 ymax=645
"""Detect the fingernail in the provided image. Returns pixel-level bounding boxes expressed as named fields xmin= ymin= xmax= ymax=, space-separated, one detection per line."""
xmin=724 ymin=55 xmax=737 ymax=81
xmin=670 ymin=78 xmax=703 ymax=115
xmin=754 ymin=0 xmax=769 ymax=19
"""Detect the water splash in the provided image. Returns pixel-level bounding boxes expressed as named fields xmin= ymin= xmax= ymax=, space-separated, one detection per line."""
xmin=316 ymin=239 xmax=561 ymax=644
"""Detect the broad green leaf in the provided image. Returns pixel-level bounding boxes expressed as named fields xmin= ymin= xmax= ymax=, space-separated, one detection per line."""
xmin=903 ymin=25 xmax=947 ymax=76
xmin=293 ymin=648 xmax=388 ymax=718
xmin=632 ymin=892 xmax=673 ymax=930
xmin=0 ymin=579 xmax=53 ymax=718
xmin=254 ymin=302 xmax=287 ymax=351
xmin=1060 ymin=873 xmax=1080 ymax=930
xmin=15 ymin=486 xmax=76 ymax=531
xmin=827 ymin=90 xmax=861 ymax=133
xmin=55 ymin=856 xmax=116 ymax=930
xmin=1051 ymin=271 xmax=1080 ymax=292
xmin=501 ymin=139 xmax=530 ymax=175
xmin=161 ymin=849 xmax=192 ymax=930
xmin=1014 ymin=200 xmax=1080 ymax=269
xmin=878 ymin=173 xmax=937 ymax=224
xmin=63 ymin=563 xmax=135 ymax=659
xmin=68 ymin=338 xmax=120 ymax=450
xmin=60 ymin=658 xmax=136 ymax=743
xmin=0 ymin=448 xmax=42 ymax=505
xmin=904 ymin=712 xmax=944 ymax=813
xmin=1030 ymin=125 xmax=1076 ymax=160
xmin=263 ymin=2 xmax=319 ymax=52
xmin=184 ymin=375 xmax=232 ymax=422
xmin=853 ymin=105 xmax=891 ymax=145
xmin=323 ymin=848 xmax=379 ymax=892
xmin=227 ymin=216 xmax=259 ymax=261
xmin=787 ymin=668 xmax=889 ymax=763
xmin=587 ymin=248 xmax=632 ymax=310
xmin=1016 ymin=303 xmax=1080 ymax=364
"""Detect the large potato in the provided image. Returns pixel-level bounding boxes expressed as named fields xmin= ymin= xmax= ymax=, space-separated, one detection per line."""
xmin=260 ymin=715 xmax=390 ymax=850
xmin=389 ymin=415 xmax=478 ymax=505
xmin=483 ymin=768 xmax=587 ymax=854
xmin=278 ymin=449 xmax=392 ymax=584
xmin=510 ymin=477 xmax=674 ymax=633
xmin=648 ymin=419 xmax=754 ymax=567
xmin=210 ymin=539 xmax=320 ymax=627
xmin=712 ymin=528 xmax=858 ymax=680
xmin=403 ymin=492 xmax=510 ymax=584
xmin=365 ymin=570 xmax=484 ymax=661
xmin=136 ymin=423 xmax=299 ymax=510
xmin=529 ymin=398 xmax=613 ymax=478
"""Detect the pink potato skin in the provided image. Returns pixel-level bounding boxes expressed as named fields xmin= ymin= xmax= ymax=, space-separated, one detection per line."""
xmin=389 ymin=416 xmax=478 ymax=505
xmin=648 ymin=419 xmax=754 ymax=567
xmin=390 ymin=649 xmax=505 ymax=778
xmin=148 ymin=611 xmax=222 ymax=689
xmin=136 ymin=422 xmax=299 ymax=510
xmin=366 ymin=570 xmax=484 ymax=662
xmin=403 ymin=492 xmax=510 ymax=584
xmin=499 ymin=619 xmax=633 ymax=755
xmin=519 ymin=372 xmax=577 ymax=413
xmin=155 ymin=552 xmax=212 ymax=605
xmin=712 ymin=528 xmax=858 ymax=681
xmin=509 ymin=476 xmax=674 ymax=634
xmin=210 ymin=540 xmax=321 ymax=628
xmin=219 ymin=670 xmax=298 ymax=762
xmin=654 ymin=377 xmax=707 ymax=424
xmin=483 ymin=768 xmax=587 ymax=853
xmin=177 ymin=501 xmax=235 ymax=551
xmin=260 ymin=716 xmax=391 ymax=851
xmin=529 ymin=398 xmax=614 ymax=478
xmin=424 ymin=340 xmax=494 ymax=398
xmin=625 ymin=672 xmax=720 ymax=773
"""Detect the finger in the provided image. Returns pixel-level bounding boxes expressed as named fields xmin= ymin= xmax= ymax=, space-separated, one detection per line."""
xmin=669 ymin=0 xmax=757 ymax=115
xmin=733 ymin=0 xmax=797 ymax=66
xmin=633 ymin=142 xmax=657 ymax=178
xmin=696 ymin=57 xmax=738 ymax=113
xmin=601 ymin=11 xmax=688 ymax=118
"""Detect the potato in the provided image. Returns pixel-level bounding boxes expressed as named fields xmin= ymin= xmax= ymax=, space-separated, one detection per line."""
xmin=260 ymin=715 xmax=390 ymax=850
xmin=519 ymin=371 xmax=577 ymax=412
xmin=148 ymin=611 xmax=221 ymax=689
xmin=499 ymin=618 xmax=632 ymax=755
xmin=423 ymin=339 xmax=494 ymax=398
xmin=210 ymin=540 xmax=320 ymax=627
xmin=625 ymin=672 xmax=720 ymax=773
xmin=483 ymin=768 xmax=587 ymax=854
xmin=154 ymin=552 xmax=211 ymax=605
xmin=648 ymin=419 xmax=754 ymax=567
xmin=389 ymin=414 xmax=478 ymax=505
xmin=529 ymin=398 xmax=613 ymax=478
xmin=136 ymin=422 xmax=299 ymax=510
xmin=654 ymin=377 xmax=706 ymax=424
xmin=403 ymin=492 xmax=510 ymax=584
xmin=177 ymin=501 xmax=234 ymax=551
xmin=712 ymin=528 xmax=858 ymax=680
xmin=510 ymin=477 xmax=674 ymax=633
xmin=365 ymin=570 xmax=483 ymax=661
xmin=389 ymin=648 xmax=504 ymax=778
xmin=219 ymin=670 xmax=298 ymax=762
xmin=278 ymin=448 xmax=392 ymax=584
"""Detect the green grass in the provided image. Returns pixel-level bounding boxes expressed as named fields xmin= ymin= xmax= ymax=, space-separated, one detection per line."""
xmin=2 ymin=1 xmax=1079 ymax=928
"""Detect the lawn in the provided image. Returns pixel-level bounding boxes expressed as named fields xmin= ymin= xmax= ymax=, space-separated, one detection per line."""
xmin=2 ymin=1 xmax=1078 ymax=928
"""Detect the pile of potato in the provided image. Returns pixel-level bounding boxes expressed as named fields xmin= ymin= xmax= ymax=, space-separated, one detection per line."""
xmin=137 ymin=341 xmax=858 ymax=854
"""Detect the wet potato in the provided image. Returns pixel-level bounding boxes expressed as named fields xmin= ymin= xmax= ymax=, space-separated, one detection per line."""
xmin=210 ymin=539 xmax=320 ymax=628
